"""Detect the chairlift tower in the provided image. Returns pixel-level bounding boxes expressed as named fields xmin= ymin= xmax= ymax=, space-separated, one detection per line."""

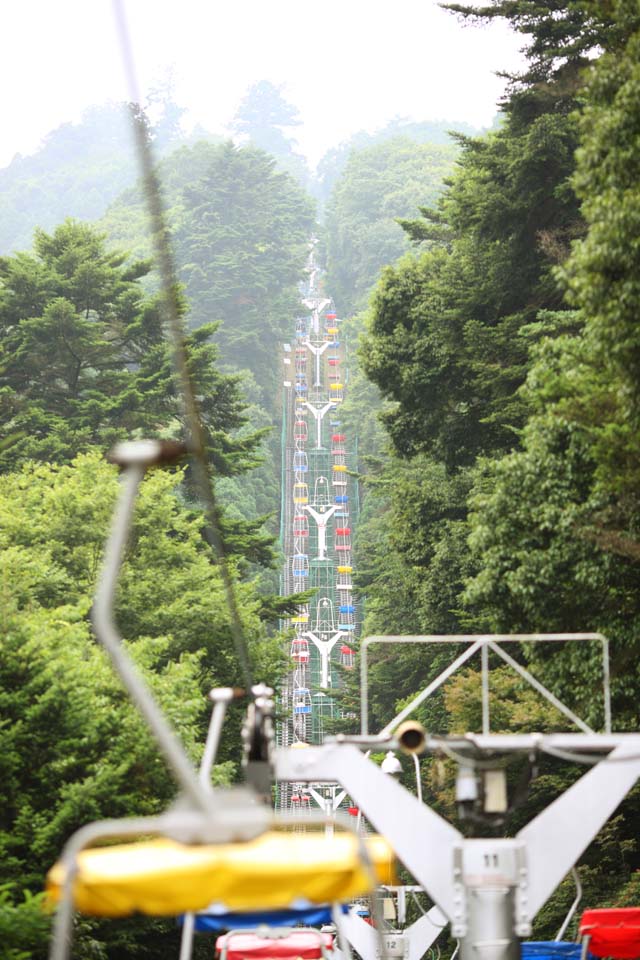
xmin=276 ymin=633 xmax=638 ymax=960
xmin=277 ymin=246 xmax=359 ymax=813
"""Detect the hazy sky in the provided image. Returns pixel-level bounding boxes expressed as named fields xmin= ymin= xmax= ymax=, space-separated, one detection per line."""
xmin=2 ymin=1 xmax=526 ymax=169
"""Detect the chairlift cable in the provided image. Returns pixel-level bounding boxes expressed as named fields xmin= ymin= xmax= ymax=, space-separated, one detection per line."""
xmin=111 ymin=0 xmax=253 ymax=689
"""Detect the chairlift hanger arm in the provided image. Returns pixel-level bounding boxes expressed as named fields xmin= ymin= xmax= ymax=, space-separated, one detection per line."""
xmin=92 ymin=445 xmax=216 ymax=817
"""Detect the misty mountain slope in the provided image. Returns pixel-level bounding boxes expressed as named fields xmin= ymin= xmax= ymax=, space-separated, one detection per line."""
xmin=325 ymin=135 xmax=460 ymax=314
xmin=0 ymin=99 xmax=220 ymax=256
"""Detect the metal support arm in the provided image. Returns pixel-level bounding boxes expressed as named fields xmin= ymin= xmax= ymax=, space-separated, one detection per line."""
xmin=278 ymin=735 xmax=640 ymax=932
xmin=518 ymin=737 xmax=640 ymax=916
xmin=276 ymin=744 xmax=461 ymax=919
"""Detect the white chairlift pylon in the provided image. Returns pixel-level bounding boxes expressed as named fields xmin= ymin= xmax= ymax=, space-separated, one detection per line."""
xmin=338 ymin=903 xmax=447 ymax=960
xmin=303 ymin=503 xmax=340 ymax=560
xmin=304 ymin=338 xmax=332 ymax=386
xmin=277 ymin=633 xmax=632 ymax=960
xmin=302 ymin=298 xmax=331 ymax=331
xmin=303 ymin=629 xmax=345 ymax=687
xmin=303 ymin=400 xmax=334 ymax=448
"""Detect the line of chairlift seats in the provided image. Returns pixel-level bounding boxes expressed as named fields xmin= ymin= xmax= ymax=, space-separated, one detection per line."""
xmin=210 ymin=904 xmax=640 ymax=960
xmin=211 ymin=906 xmax=640 ymax=960
xmin=289 ymin=312 xmax=355 ymax=717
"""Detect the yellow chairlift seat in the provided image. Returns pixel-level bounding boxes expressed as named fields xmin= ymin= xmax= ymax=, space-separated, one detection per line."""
xmin=46 ymin=830 xmax=396 ymax=919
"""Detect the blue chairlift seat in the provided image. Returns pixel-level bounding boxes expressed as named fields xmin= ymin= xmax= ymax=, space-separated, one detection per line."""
xmin=187 ymin=904 xmax=349 ymax=933
xmin=521 ymin=945 xmax=589 ymax=960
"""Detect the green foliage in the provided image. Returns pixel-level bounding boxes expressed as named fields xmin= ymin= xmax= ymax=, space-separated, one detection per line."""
xmin=558 ymin=20 xmax=640 ymax=518
xmin=325 ymin=137 xmax=457 ymax=315
xmin=102 ymin=140 xmax=315 ymax=402
xmin=441 ymin=1 xmax=634 ymax=85
xmin=0 ymin=220 xmax=263 ymax=476
xmin=314 ymin=116 xmax=479 ymax=210
xmin=174 ymin=141 xmax=315 ymax=393
xmin=0 ymin=884 xmax=51 ymax=960
xmin=231 ymin=81 xmax=309 ymax=185
xmin=0 ymin=104 xmax=135 ymax=256
xmin=361 ymin=100 xmax=581 ymax=466
xmin=0 ymin=454 xmax=283 ymax=955
xmin=0 ymin=85 xmax=195 ymax=257
xmin=463 ymin=8 xmax=640 ymax=733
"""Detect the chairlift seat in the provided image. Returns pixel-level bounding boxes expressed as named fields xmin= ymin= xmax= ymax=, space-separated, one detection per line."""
xmin=579 ymin=908 xmax=640 ymax=958
xmin=190 ymin=904 xmax=346 ymax=933
xmin=46 ymin=832 xmax=396 ymax=918
xmin=521 ymin=945 xmax=588 ymax=960
xmin=216 ymin=930 xmax=334 ymax=959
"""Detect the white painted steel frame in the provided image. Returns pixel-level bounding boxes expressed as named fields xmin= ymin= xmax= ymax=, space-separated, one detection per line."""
xmin=360 ymin=634 xmax=611 ymax=737
xmin=276 ymin=735 xmax=640 ymax=960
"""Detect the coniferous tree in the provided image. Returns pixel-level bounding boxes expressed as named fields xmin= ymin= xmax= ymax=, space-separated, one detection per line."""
xmin=231 ymin=80 xmax=309 ymax=184
xmin=0 ymin=219 xmax=261 ymax=473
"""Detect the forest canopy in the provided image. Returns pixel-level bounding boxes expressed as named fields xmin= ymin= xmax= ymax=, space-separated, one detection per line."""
xmin=4 ymin=0 xmax=640 ymax=954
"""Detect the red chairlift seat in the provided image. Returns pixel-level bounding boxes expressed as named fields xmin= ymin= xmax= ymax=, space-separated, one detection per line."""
xmin=579 ymin=908 xmax=640 ymax=958
xmin=291 ymin=639 xmax=310 ymax=663
xmin=332 ymin=434 xmax=346 ymax=443
xmin=340 ymin=644 xmax=355 ymax=668
xmin=336 ymin=528 xmax=351 ymax=536
xmin=216 ymin=931 xmax=334 ymax=960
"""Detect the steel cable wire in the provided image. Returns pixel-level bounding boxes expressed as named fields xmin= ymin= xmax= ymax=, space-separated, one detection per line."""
xmin=111 ymin=0 xmax=253 ymax=689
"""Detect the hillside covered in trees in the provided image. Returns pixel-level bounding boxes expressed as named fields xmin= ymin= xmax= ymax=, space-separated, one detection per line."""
xmin=5 ymin=0 xmax=640 ymax=954
xmin=330 ymin=0 xmax=640 ymax=934
xmin=0 ymin=58 xmax=464 ymax=953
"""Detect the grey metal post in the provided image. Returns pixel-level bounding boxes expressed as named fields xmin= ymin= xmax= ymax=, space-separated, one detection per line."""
xmin=180 ymin=689 xmax=237 ymax=960
xmin=461 ymin=888 xmax=519 ymax=960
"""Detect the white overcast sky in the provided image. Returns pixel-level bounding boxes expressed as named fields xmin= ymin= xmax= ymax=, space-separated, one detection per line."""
xmin=2 ymin=1 xmax=526 ymax=170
